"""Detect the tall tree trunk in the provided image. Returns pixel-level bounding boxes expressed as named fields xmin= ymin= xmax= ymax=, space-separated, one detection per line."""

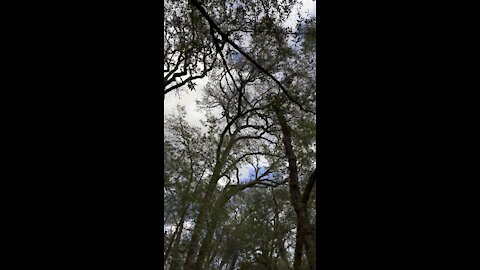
xmin=183 ymin=163 xmax=224 ymax=270
xmin=293 ymin=233 xmax=304 ymax=270
xmin=195 ymin=212 xmax=218 ymax=269
xmin=195 ymin=187 xmax=235 ymax=269
xmin=278 ymin=239 xmax=290 ymax=270
xmin=164 ymin=203 xmax=189 ymax=265
xmin=167 ymin=135 xmax=200 ymax=268
xmin=168 ymin=218 xmax=185 ymax=270
xmin=274 ymin=105 xmax=316 ymax=270
xmin=228 ymin=252 xmax=239 ymax=270
xmin=183 ymin=182 xmax=215 ymax=270
xmin=206 ymin=242 xmax=219 ymax=269
xmin=183 ymin=127 xmax=238 ymax=270
xmin=271 ymin=189 xmax=290 ymax=270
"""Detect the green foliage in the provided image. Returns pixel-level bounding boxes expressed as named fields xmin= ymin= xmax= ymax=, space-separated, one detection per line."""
xmin=301 ymin=18 xmax=316 ymax=53
xmin=164 ymin=0 xmax=316 ymax=269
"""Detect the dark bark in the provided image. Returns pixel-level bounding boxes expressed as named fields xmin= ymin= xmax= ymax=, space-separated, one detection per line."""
xmin=293 ymin=234 xmax=304 ymax=270
xmin=183 ymin=171 xmax=220 ymax=270
xmin=206 ymin=244 xmax=219 ymax=270
xmin=183 ymin=146 xmax=234 ymax=270
xmin=190 ymin=0 xmax=315 ymax=115
xmin=183 ymin=82 xmax=267 ymax=269
xmin=195 ymin=204 xmax=221 ymax=269
xmin=169 ymin=218 xmax=185 ymax=270
xmin=301 ymin=169 xmax=316 ymax=205
xmin=274 ymin=105 xmax=316 ymax=270
xmin=164 ymin=204 xmax=189 ymax=265
xmin=195 ymin=184 xmax=243 ymax=269
xmin=193 ymin=168 xmax=277 ymax=269
xmin=228 ymin=252 xmax=239 ymax=270
xmin=271 ymin=190 xmax=290 ymax=270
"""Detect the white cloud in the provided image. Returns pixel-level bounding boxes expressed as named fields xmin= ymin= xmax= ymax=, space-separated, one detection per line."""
xmin=184 ymin=220 xmax=195 ymax=230
xmin=238 ymin=165 xmax=251 ymax=182
xmin=283 ymin=0 xmax=316 ymax=29
xmin=164 ymin=0 xmax=316 ymax=131
xmin=164 ymin=77 xmax=209 ymax=131
xmin=217 ymin=164 xmax=251 ymax=188
xmin=303 ymin=0 xmax=316 ymax=17
xmin=217 ymin=177 xmax=229 ymax=188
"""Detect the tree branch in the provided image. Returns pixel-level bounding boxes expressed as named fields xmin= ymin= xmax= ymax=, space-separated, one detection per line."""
xmin=301 ymin=168 xmax=317 ymax=205
xmin=190 ymin=0 xmax=315 ymax=115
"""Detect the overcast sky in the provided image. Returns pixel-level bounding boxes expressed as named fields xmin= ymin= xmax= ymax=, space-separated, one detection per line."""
xmin=164 ymin=0 xmax=316 ymax=187
xmin=164 ymin=0 xmax=316 ymax=129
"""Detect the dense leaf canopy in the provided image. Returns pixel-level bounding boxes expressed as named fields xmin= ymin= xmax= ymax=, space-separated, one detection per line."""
xmin=164 ymin=0 xmax=316 ymax=269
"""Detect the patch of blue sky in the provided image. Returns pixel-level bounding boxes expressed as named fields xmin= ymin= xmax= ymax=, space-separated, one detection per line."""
xmin=231 ymin=0 xmax=246 ymax=9
xmin=238 ymin=166 xmax=275 ymax=184
xmin=230 ymin=51 xmax=242 ymax=62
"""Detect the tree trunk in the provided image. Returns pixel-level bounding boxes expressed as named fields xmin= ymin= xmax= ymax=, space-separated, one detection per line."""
xmin=274 ymin=105 xmax=316 ymax=270
xmin=183 ymin=164 xmax=224 ymax=270
xmin=164 ymin=203 xmax=189 ymax=265
xmin=183 ymin=184 xmax=214 ymax=270
xmin=195 ymin=187 xmax=235 ymax=269
xmin=168 ymin=218 xmax=185 ymax=270
xmin=206 ymin=242 xmax=219 ymax=269
xmin=228 ymin=252 xmax=239 ymax=270
xmin=277 ymin=238 xmax=290 ymax=270
xmin=195 ymin=213 xmax=218 ymax=269
xmin=293 ymin=233 xmax=304 ymax=270
xmin=183 ymin=125 xmax=239 ymax=270
xmin=271 ymin=190 xmax=290 ymax=270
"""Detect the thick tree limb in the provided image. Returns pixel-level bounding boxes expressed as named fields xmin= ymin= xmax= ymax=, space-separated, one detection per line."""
xmin=274 ymin=104 xmax=316 ymax=270
xmin=164 ymin=52 xmax=217 ymax=96
xmin=190 ymin=0 xmax=315 ymax=115
xmin=216 ymin=106 xmax=268 ymax=162
xmin=301 ymin=168 xmax=317 ymax=205
xmin=221 ymin=151 xmax=265 ymax=176
xmin=234 ymin=135 xmax=276 ymax=145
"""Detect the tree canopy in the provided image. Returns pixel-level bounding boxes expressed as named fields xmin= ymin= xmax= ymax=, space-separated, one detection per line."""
xmin=164 ymin=0 xmax=316 ymax=269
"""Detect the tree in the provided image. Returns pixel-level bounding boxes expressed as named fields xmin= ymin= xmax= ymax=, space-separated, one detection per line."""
xmin=164 ymin=1 xmax=316 ymax=269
